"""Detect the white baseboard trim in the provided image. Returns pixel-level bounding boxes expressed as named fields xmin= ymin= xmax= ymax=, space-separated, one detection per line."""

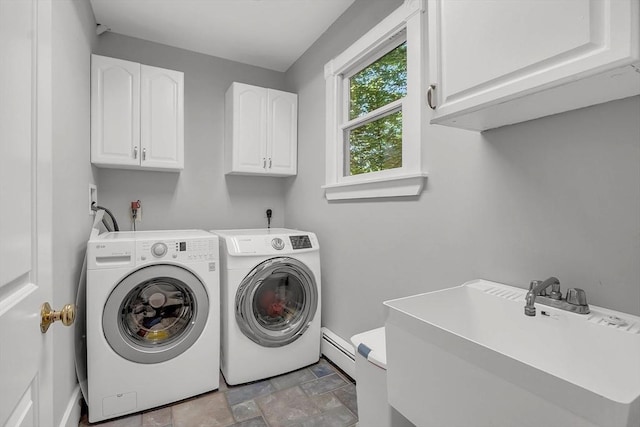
xmin=321 ymin=327 xmax=356 ymax=379
xmin=58 ymin=385 xmax=82 ymax=427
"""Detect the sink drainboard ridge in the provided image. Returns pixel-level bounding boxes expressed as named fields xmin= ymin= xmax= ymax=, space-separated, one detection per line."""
xmin=470 ymin=281 xmax=640 ymax=335
xmin=587 ymin=314 xmax=640 ymax=334
xmin=482 ymin=286 xmax=523 ymax=301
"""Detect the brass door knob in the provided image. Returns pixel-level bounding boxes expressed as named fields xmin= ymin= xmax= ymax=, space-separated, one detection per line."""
xmin=40 ymin=302 xmax=75 ymax=333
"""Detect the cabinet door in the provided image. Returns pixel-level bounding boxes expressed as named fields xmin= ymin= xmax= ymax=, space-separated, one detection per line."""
xmin=140 ymin=65 xmax=184 ymax=170
xmin=230 ymin=83 xmax=268 ymax=174
xmin=267 ymin=89 xmax=297 ymax=176
xmin=429 ymin=0 xmax=639 ymax=130
xmin=91 ymin=55 xmax=140 ymax=167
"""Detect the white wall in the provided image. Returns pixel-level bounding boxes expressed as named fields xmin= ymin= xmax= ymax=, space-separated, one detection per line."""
xmin=284 ymin=0 xmax=640 ymax=342
xmin=93 ymin=33 xmax=290 ymax=232
xmin=51 ymin=0 xmax=97 ymax=425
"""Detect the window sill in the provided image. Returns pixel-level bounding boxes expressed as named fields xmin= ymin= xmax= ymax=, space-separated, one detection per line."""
xmin=322 ymin=172 xmax=427 ymax=201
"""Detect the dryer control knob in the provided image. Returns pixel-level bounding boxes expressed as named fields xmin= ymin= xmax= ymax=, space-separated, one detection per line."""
xmin=271 ymin=238 xmax=285 ymax=250
xmin=151 ymin=242 xmax=168 ymax=258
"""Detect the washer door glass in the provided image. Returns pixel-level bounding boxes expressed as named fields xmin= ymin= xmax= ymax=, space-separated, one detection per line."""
xmin=103 ymin=264 xmax=209 ymax=364
xmin=236 ymin=257 xmax=318 ymax=347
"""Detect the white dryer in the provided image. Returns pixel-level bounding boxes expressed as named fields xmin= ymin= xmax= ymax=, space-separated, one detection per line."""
xmin=212 ymin=228 xmax=321 ymax=385
xmin=84 ymin=230 xmax=219 ymax=422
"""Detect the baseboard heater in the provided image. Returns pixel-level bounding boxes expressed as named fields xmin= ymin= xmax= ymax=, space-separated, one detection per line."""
xmin=321 ymin=327 xmax=356 ymax=379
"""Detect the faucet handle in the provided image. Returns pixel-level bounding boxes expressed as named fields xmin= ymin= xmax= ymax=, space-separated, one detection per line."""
xmin=566 ymin=288 xmax=588 ymax=306
xmin=549 ymin=282 xmax=562 ymax=300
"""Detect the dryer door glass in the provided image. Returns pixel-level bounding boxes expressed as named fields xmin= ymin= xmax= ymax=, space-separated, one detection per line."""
xmin=103 ymin=264 xmax=209 ymax=364
xmin=236 ymin=257 xmax=317 ymax=347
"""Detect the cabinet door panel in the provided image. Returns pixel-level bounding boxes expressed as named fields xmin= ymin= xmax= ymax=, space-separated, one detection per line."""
xmin=430 ymin=0 xmax=640 ymax=129
xmin=267 ymin=89 xmax=297 ymax=176
xmin=140 ymin=65 xmax=184 ymax=170
xmin=235 ymin=84 xmax=267 ymax=173
xmin=442 ymin=0 xmax=590 ymax=97
xmin=91 ymin=55 xmax=140 ymax=166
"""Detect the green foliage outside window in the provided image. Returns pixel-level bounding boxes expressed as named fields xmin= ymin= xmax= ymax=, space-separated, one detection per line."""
xmin=347 ymin=111 xmax=403 ymax=175
xmin=347 ymin=42 xmax=407 ymax=176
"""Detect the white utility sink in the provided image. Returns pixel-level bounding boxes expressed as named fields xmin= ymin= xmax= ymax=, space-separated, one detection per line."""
xmin=384 ymin=279 xmax=640 ymax=427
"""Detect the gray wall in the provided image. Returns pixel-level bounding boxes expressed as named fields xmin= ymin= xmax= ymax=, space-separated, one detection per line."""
xmin=284 ymin=0 xmax=640 ymax=341
xmin=93 ymin=34 xmax=290 ymax=232
xmin=51 ymin=0 xmax=97 ymax=424
xmin=46 ymin=0 xmax=639 ymax=422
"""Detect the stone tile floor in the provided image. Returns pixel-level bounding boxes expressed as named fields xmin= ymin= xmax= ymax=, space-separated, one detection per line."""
xmin=79 ymin=358 xmax=358 ymax=427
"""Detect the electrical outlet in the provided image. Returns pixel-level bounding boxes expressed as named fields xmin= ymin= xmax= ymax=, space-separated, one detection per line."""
xmin=89 ymin=184 xmax=97 ymax=215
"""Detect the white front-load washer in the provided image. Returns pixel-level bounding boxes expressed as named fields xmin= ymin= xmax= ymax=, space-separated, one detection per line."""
xmin=212 ymin=228 xmax=321 ymax=385
xmin=84 ymin=230 xmax=219 ymax=422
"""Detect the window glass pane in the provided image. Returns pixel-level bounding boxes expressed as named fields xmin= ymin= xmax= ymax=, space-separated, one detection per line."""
xmin=347 ymin=110 xmax=402 ymax=176
xmin=349 ymin=42 xmax=407 ymax=120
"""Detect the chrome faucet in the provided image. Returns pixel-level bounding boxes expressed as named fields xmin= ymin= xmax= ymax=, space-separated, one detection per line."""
xmin=524 ymin=276 xmax=590 ymax=316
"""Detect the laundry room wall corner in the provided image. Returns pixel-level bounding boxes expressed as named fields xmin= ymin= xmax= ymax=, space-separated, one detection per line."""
xmin=284 ymin=0 xmax=640 ymax=352
xmin=93 ymin=34 xmax=289 ymax=232
xmin=51 ymin=0 xmax=97 ymax=426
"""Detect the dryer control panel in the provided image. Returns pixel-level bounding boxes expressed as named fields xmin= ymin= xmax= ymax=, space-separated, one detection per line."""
xmin=225 ymin=232 xmax=318 ymax=255
xmin=289 ymin=235 xmax=312 ymax=250
xmin=137 ymin=238 xmax=218 ymax=263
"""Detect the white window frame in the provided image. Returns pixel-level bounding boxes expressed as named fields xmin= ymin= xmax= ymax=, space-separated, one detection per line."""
xmin=323 ymin=0 xmax=427 ymax=200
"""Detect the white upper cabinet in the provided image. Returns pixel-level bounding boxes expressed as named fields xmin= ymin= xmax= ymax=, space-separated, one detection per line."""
xmin=427 ymin=0 xmax=640 ymax=131
xmin=91 ymin=55 xmax=184 ymax=171
xmin=225 ymin=82 xmax=297 ymax=177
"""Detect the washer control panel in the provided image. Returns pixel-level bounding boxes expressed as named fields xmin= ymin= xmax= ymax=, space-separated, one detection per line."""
xmin=137 ymin=238 xmax=218 ymax=262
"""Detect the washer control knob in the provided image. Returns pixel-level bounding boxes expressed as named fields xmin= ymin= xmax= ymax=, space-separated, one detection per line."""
xmin=151 ymin=242 xmax=167 ymax=258
xmin=271 ymin=238 xmax=285 ymax=250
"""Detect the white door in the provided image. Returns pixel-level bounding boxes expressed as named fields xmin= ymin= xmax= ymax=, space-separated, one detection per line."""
xmin=140 ymin=64 xmax=184 ymax=170
xmin=267 ymin=89 xmax=297 ymax=176
xmin=0 ymin=0 xmax=54 ymax=425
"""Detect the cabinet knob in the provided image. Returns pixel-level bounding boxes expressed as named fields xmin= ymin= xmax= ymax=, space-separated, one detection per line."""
xmin=133 ymin=146 xmax=138 ymax=159
xmin=142 ymin=147 xmax=146 ymax=161
xmin=263 ymin=158 xmax=266 ymax=168
xmin=427 ymin=84 xmax=437 ymax=110
xmin=269 ymin=158 xmax=272 ymax=168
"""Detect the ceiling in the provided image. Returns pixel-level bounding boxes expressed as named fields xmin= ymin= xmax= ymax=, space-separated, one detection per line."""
xmin=89 ymin=0 xmax=356 ymax=72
